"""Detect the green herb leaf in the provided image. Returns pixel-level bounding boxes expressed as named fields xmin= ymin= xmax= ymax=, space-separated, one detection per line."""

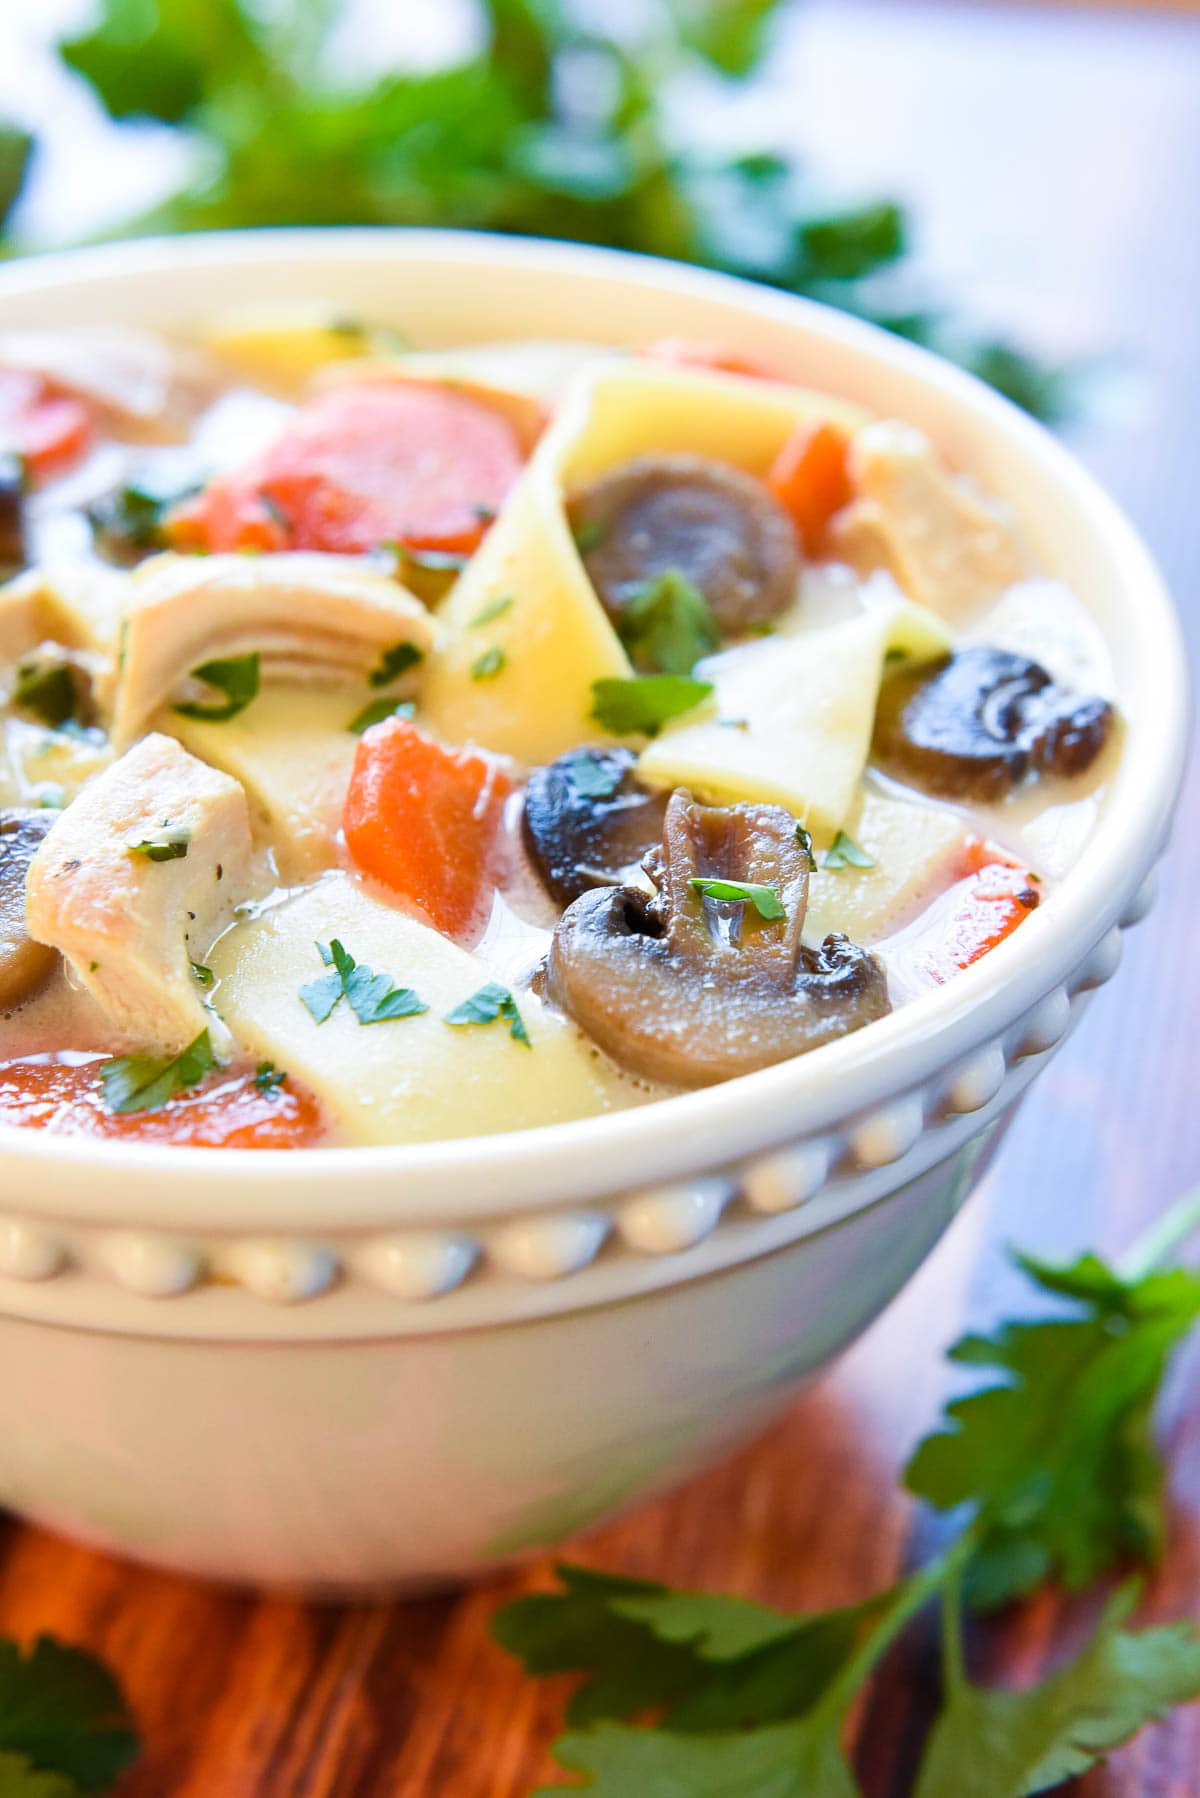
xmin=822 ymin=830 xmax=877 ymax=871
xmin=253 ymin=1061 xmax=286 ymax=1097
xmin=300 ymin=939 xmax=427 ymax=1027
xmin=795 ymin=824 xmax=816 ymax=871
xmin=0 ymin=123 xmax=33 ymax=232
xmin=689 ymin=877 xmax=785 ymax=919
xmin=470 ymin=595 xmax=514 ymax=628
xmin=0 ymin=1751 xmax=80 ymax=1796
xmin=126 ymin=827 xmax=190 ymax=863
xmin=591 ymin=674 xmax=713 ymax=737
xmin=444 ymin=981 xmax=530 ymax=1046
xmin=0 ymin=1634 xmax=138 ymax=1790
xmin=190 ymin=961 xmax=213 ymax=989
xmin=537 ymin=1715 xmax=858 ymax=1797
xmin=13 ymin=661 xmax=77 ymax=729
xmin=173 ymin=652 xmax=260 ymax=722
xmin=368 ymin=641 xmax=423 ymax=688
xmin=99 ymin=1031 xmax=215 ymax=1115
xmin=571 ymin=519 xmax=607 ymax=556
xmin=86 ymin=468 xmax=204 ymax=557
xmin=347 ymin=698 xmax=415 ymax=736
xmin=564 ymin=749 xmax=623 ymax=801
xmin=471 ymin=645 xmax=506 ymax=681
xmin=619 ymin=569 xmax=719 ymax=677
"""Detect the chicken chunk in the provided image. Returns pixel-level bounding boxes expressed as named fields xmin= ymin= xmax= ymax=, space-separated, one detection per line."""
xmin=827 ymin=421 xmax=1023 ymax=619
xmin=109 ymin=551 xmax=437 ymax=744
xmin=25 ymin=733 xmax=252 ymax=1054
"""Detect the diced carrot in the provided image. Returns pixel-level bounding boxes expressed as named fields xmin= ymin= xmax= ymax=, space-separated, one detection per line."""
xmin=0 ymin=368 xmax=93 ymax=482
xmin=0 ymin=1055 xmax=325 ymax=1147
xmin=165 ymin=381 xmax=524 ymax=557
xmin=642 ymin=337 xmax=784 ymax=382
xmin=956 ymin=834 xmax=1023 ymax=878
xmin=766 ymin=419 xmax=852 ymax=557
xmin=919 ymin=862 xmax=1042 ymax=985
xmin=343 ymin=716 xmax=513 ymax=943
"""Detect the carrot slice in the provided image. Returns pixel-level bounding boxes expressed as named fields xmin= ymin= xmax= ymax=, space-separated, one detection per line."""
xmin=919 ymin=862 xmax=1042 ymax=985
xmin=343 ymin=716 xmax=512 ymax=943
xmin=0 ymin=1055 xmax=325 ymax=1147
xmin=0 ymin=368 xmax=93 ymax=482
xmin=766 ymin=419 xmax=852 ymax=557
xmin=166 ymin=381 xmax=524 ymax=557
xmin=642 ymin=337 xmax=783 ymax=382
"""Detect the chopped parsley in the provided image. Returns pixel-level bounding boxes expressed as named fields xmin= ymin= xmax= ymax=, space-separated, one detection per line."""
xmin=348 ymin=697 xmax=415 ymax=735
xmin=444 ymin=981 xmax=531 ymax=1047
xmin=368 ymin=641 xmax=423 ymax=688
xmin=619 ymin=567 xmax=719 ymax=676
xmin=100 ymin=1030 xmax=215 ymax=1115
xmin=471 ymin=645 xmax=506 ymax=681
xmin=470 ymin=594 xmax=514 ymax=628
xmin=327 ymin=317 xmax=408 ymax=355
xmin=87 ymin=468 xmax=204 ymax=556
xmin=190 ymin=961 xmax=214 ymax=988
xmin=253 ymin=1061 xmax=287 ymax=1097
xmin=300 ymin=938 xmax=428 ymax=1027
xmin=173 ymin=651 xmax=260 ymax=722
xmin=566 ymin=748 xmax=623 ymax=800
xmin=571 ymin=517 xmax=607 ymax=555
xmin=689 ymin=877 xmax=785 ymax=919
xmin=590 ymin=673 xmax=713 ymax=737
xmin=823 ymin=829 xmax=878 ymax=871
xmin=795 ymin=824 xmax=817 ymax=871
xmin=13 ymin=658 xmax=77 ymax=728
xmin=127 ymin=825 xmax=191 ymax=863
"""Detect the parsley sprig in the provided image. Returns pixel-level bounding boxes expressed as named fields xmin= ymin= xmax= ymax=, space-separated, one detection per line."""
xmin=299 ymin=939 xmax=428 ymax=1027
xmin=619 ymin=569 xmax=718 ymax=677
xmin=444 ymin=982 xmax=531 ymax=1047
xmin=591 ymin=674 xmax=712 ymax=737
xmin=173 ymin=652 xmax=260 ymax=723
xmin=495 ymin=1188 xmax=1200 ymax=1794
xmin=99 ymin=1030 xmax=215 ymax=1115
xmin=0 ymin=1635 xmax=139 ymax=1793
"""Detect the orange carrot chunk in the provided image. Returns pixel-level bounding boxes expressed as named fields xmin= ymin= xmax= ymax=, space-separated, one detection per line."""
xmin=920 ymin=861 xmax=1041 ymax=985
xmin=642 ymin=337 xmax=784 ymax=382
xmin=0 ymin=1055 xmax=325 ymax=1147
xmin=766 ymin=418 xmax=852 ymax=557
xmin=343 ymin=717 xmax=512 ymax=943
xmin=0 ymin=368 xmax=93 ymax=482
xmin=166 ymin=381 xmax=524 ymax=557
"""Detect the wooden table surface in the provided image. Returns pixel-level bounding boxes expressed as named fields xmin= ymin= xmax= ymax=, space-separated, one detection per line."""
xmin=1 ymin=3 xmax=1199 ymax=1793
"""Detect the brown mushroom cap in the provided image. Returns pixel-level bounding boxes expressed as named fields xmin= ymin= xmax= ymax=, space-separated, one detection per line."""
xmin=542 ymin=789 xmax=890 ymax=1087
xmin=873 ymin=644 xmax=1113 ymax=803
xmin=568 ymin=454 xmax=800 ymax=638
xmin=0 ymin=809 xmax=59 ymax=1011
xmin=522 ymin=746 xmax=670 ymax=907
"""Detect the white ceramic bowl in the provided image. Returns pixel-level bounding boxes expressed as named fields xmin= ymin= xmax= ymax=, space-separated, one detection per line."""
xmin=0 ymin=232 xmax=1185 ymax=1591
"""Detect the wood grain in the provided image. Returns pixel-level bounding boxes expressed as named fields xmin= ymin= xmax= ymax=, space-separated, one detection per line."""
xmin=0 ymin=2 xmax=1198 ymax=1794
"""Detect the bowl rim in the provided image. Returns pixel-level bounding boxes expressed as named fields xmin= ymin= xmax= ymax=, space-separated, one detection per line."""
xmin=0 ymin=226 xmax=1186 ymax=1229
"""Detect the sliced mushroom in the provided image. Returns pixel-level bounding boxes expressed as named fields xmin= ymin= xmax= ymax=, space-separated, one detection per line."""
xmin=523 ymin=747 xmax=669 ymax=906
xmin=0 ymin=810 xmax=58 ymax=1010
xmin=873 ymin=644 xmax=1114 ymax=802
xmin=25 ymin=732 xmax=252 ymax=1054
xmin=568 ymin=454 xmax=799 ymax=638
xmin=542 ymin=789 xmax=889 ymax=1087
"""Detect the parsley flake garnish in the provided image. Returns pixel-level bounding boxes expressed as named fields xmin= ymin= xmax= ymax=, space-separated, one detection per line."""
xmin=300 ymin=939 xmax=428 ymax=1027
xmin=444 ymin=981 xmax=531 ymax=1046
xmin=127 ymin=826 xmax=190 ymax=862
xmin=690 ymin=876 xmax=785 ymax=919
xmin=795 ymin=824 xmax=817 ymax=871
xmin=823 ymin=829 xmax=877 ymax=870
xmin=253 ymin=1061 xmax=287 ymax=1097
xmin=0 ymin=1633 xmax=140 ymax=1790
xmin=590 ymin=674 xmax=713 ymax=737
xmin=566 ymin=749 xmax=623 ymax=800
xmin=87 ymin=467 xmax=205 ymax=556
xmin=173 ymin=652 xmax=260 ymax=722
xmin=470 ymin=594 xmax=514 ymax=628
xmin=571 ymin=518 xmax=607 ymax=555
xmin=471 ymin=645 xmax=506 ymax=681
xmin=368 ymin=641 xmax=424 ymax=687
xmin=100 ymin=1030 xmax=215 ymax=1115
xmin=190 ymin=961 xmax=214 ymax=989
xmin=619 ymin=567 xmax=719 ymax=676
xmin=13 ymin=658 xmax=77 ymax=729
xmin=347 ymin=697 xmax=415 ymax=736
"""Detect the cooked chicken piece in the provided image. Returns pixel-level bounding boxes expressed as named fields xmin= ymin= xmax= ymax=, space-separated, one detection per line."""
xmin=25 ymin=733 xmax=252 ymax=1054
xmin=827 ymin=421 xmax=1023 ymax=619
xmin=0 ymin=328 xmax=222 ymax=440
xmin=109 ymin=551 xmax=436 ymax=744
xmin=0 ymin=560 xmax=127 ymax=665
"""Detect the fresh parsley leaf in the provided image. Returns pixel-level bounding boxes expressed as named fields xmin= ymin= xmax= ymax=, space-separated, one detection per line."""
xmin=0 ymin=1753 xmax=79 ymax=1796
xmin=0 ymin=123 xmax=33 ymax=233
xmin=347 ymin=697 xmax=415 ymax=735
xmin=444 ymin=981 xmax=530 ymax=1046
xmin=0 ymin=1633 xmax=138 ymax=1791
xmin=172 ymin=652 xmax=260 ymax=722
xmin=99 ymin=1031 xmax=215 ymax=1115
xmin=126 ymin=826 xmax=190 ymax=862
xmin=619 ymin=568 xmax=719 ymax=676
xmin=471 ymin=645 xmax=506 ymax=681
xmin=190 ymin=961 xmax=213 ymax=989
xmin=368 ymin=641 xmax=423 ymax=688
xmin=822 ymin=830 xmax=877 ymax=871
xmin=538 ymin=1715 xmax=858 ymax=1797
xmin=86 ymin=468 xmax=203 ymax=557
xmin=795 ymin=824 xmax=817 ymax=871
xmin=300 ymin=939 xmax=427 ymax=1027
xmin=571 ymin=519 xmax=607 ymax=556
xmin=470 ymin=594 xmax=514 ymax=628
xmin=590 ymin=674 xmax=713 ymax=737
xmin=689 ymin=877 xmax=785 ymax=919
xmin=253 ymin=1061 xmax=286 ymax=1097
xmin=13 ymin=661 xmax=76 ymax=729
xmin=565 ymin=749 xmax=623 ymax=801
